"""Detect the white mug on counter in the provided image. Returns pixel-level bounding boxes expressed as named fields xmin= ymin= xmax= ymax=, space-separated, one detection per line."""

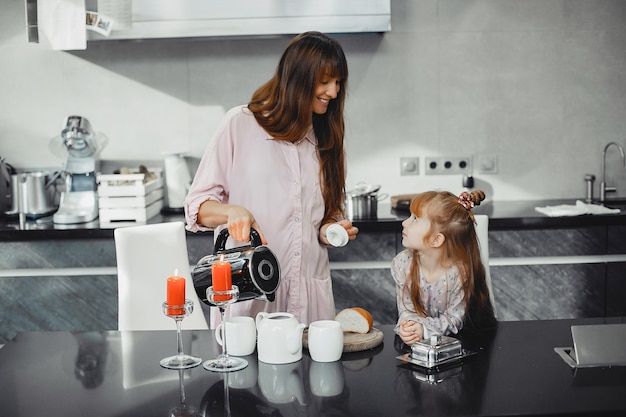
xmin=216 ymin=316 xmax=257 ymax=357
xmin=307 ymin=320 xmax=344 ymax=362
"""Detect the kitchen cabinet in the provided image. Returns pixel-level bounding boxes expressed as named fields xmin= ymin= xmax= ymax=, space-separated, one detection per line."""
xmin=26 ymin=0 xmax=390 ymax=47
xmin=0 ymin=238 xmax=117 ymax=345
xmin=328 ymin=221 xmax=626 ymax=324
xmin=0 ymin=233 xmax=214 ymax=345
xmin=607 ymin=225 xmax=626 ymax=316
xmin=489 ymin=226 xmax=625 ymax=320
xmin=0 ymin=226 xmax=403 ymax=344
xmin=2 ymin=200 xmax=626 ymax=345
xmin=0 ymin=225 xmax=404 ymax=344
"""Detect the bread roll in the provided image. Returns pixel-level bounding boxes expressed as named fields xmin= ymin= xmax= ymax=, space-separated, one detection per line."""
xmin=335 ymin=307 xmax=373 ymax=334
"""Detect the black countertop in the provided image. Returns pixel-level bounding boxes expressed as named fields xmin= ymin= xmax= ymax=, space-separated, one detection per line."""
xmin=1 ymin=199 xmax=626 ymax=241
xmin=1 ymin=318 xmax=625 ymax=416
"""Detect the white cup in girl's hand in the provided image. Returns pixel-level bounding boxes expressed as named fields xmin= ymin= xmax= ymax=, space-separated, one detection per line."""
xmin=308 ymin=320 xmax=344 ymax=362
xmin=326 ymin=224 xmax=349 ymax=247
xmin=216 ymin=316 xmax=257 ymax=357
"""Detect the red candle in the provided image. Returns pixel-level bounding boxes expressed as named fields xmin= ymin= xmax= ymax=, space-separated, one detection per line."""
xmin=166 ymin=275 xmax=186 ymax=315
xmin=212 ymin=259 xmax=232 ymax=302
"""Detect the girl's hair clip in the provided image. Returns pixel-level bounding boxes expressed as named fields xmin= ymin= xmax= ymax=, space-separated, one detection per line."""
xmin=458 ymin=191 xmax=474 ymax=210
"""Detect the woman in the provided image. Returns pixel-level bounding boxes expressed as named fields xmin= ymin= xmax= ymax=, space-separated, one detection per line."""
xmin=185 ymin=31 xmax=358 ymax=327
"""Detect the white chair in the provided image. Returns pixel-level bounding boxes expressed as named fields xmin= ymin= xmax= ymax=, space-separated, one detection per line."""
xmin=474 ymin=215 xmax=497 ymax=318
xmin=114 ymin=221 xmax=209 ymax=331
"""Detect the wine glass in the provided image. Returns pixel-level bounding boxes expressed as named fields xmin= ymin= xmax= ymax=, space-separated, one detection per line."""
xmin=223 ymin=372 xmax=233 ymax=417
xmin=203 ymin=285 xmax=248 ymax=372
xmin=168 ymin=369 xmax=198 ymax=417
xmin=160 ymin=299 xmax=202 ymax=369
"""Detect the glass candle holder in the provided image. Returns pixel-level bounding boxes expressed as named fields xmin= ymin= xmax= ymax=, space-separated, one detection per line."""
xmin=160 ymin=299 xmax=202 ymax=369
xmin=203 ymin=285 xmax=248 ymax=372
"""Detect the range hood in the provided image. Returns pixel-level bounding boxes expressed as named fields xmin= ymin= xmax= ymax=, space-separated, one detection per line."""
xmin=86 ymin=0 xmax=391 ymax=41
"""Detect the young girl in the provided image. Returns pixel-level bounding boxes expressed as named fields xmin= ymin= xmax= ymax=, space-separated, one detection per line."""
xmin=392 ymin=190 xmax=496 ymax=345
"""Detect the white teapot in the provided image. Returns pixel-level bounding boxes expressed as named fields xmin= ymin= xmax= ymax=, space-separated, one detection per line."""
xmin=256 ymin=312 xmax=306 ymax=364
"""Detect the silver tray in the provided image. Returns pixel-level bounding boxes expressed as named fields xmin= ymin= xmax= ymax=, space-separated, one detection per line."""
xmin=396 ymin=335 xmax=476 ymax=369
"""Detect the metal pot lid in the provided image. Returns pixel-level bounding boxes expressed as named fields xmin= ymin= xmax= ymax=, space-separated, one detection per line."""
xmin=347 ymin=182 xmax=381 ymax=197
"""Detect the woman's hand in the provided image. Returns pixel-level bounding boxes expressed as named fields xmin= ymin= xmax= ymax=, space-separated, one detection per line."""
xmin=398 ymin=320 xmax=423 ymax=346
xmin=319 ymin=219 xmax=359 ymax=246
xmin=197 ymin=200 xmax=267 ymax=244
xmin=225 ymin=205 xmax=267 ymax=244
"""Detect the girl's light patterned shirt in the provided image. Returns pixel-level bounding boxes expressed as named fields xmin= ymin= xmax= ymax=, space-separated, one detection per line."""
xmin=391 ymin=249 xmax=466 ymax=336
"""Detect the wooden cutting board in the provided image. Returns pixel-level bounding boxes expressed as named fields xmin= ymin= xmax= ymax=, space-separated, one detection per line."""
xmin=303 ymin=327 xmax=384 ymax=353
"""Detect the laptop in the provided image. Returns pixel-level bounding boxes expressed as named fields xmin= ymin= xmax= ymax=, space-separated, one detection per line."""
xmin=554 ymin=323 xmax=626 ymax=368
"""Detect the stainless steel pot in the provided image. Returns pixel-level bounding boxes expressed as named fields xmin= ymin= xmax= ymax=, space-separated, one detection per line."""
xmin=345 ymin=193 xmax=377 ymax=219
xmin=344 ymin=191 xmax=389 ymax=219
xmin=6 ymin=172 xmax=56 ymax=218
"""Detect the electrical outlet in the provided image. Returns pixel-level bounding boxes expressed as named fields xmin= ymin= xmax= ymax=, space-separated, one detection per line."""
xmin=400 ymin=157 xmax=419 ymax=176
xmin=477 ymin=154 xmax=498 ymax=174
xmin=424 ymin=156 xmax=471 ymax=175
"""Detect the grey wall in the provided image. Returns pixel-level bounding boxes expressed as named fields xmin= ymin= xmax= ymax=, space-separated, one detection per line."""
xmin=1 ymin=0 xmax=626 ymax=202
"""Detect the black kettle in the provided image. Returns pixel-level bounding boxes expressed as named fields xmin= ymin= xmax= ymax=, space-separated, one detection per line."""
xmin=192 ymin=228 xmax=281 ymax=304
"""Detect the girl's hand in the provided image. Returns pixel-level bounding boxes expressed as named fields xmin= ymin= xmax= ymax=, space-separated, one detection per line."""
xmin=398 ymin=320 xmax=424 ymax=345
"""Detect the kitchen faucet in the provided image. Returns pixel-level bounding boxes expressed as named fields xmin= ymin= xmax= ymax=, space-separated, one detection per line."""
xmin=600 ymin=141 xmax=626 ymax=202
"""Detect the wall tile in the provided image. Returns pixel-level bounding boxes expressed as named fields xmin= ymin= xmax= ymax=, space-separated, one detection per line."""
xmin=564 ymin=0 xmax=626 ymax=30
xmin=438 ymin=0 xmax=563 ymax=32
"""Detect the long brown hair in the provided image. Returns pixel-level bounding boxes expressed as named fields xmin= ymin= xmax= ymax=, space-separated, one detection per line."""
xmin=405 ymin=190 xmax=495 ymax=329
xmin=248 ymin=31 xmax=348 ymax=223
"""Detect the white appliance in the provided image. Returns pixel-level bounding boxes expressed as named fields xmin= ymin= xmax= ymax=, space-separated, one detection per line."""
xmin=163 ymin=153 xmax=191 ymax=213
xmin=49 ymin=116 xmax=108 ymax=224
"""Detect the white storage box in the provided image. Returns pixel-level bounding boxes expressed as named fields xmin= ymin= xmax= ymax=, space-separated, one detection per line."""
xmin=98 ymin=199 xmax=163 ymax=224
xmin=97 ymin=168 xmax=163 ymax=198
xmin=97 ymin=168 xmax=164 ymax=225
xmin=98 ymin=188 xmax=163 ymax=209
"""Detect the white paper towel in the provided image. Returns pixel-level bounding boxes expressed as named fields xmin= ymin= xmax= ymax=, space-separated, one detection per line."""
xmin=535 ymin=200 xmax=621 ymax=217
xmin=38 ymin=0 xmax=86 ymax=50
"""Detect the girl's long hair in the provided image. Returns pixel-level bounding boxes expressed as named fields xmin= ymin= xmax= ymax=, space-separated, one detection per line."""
xmin=405 ymin=191 xmax=496 ymax=330
xmin=248 ymin=31 xmax=348 ymax=223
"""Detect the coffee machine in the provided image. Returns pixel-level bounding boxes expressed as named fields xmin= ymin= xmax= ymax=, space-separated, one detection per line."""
xmin=49 ymin=116 xmax=108 ymax=224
